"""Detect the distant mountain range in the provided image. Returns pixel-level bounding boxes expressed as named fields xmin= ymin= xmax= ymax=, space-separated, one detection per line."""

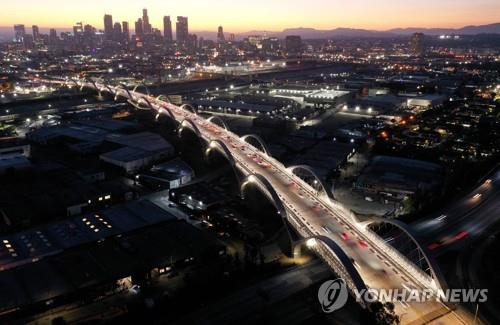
xmin=232 ymin=23 xmax=500 ymax=39
xmin=1 ymin=23 xmax=499 ymax=42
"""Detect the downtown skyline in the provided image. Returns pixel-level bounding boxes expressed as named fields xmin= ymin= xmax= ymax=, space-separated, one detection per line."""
xmin=1 ymin=0 xmax=500 ymax=32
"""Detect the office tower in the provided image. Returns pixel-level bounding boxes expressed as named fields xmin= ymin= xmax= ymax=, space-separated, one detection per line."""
xmin=188 ymin=33 xmax=197 ymax=49
xmin=23 ymin=34 xmax=34 ymax=49
xmin=143 ymin=8 xmax=152 ymax=34
xmin=176 ymin=16 xmax=189 ymax=43
xmin=113 ymin=22 xmax=122 ymax=42
xmin=163 ymin=16 xmax=173 ymax=42
xmin=229 ymin=33 xmax=235 ymax=42
xmin=285 ymin=35 xmax=302 ymax=54
xmin=49 ymin=29 xmax=58 ymax=45
xmin=122 ymin=21 xmax=130 ymax=41
xmin=83 ymin=24 xmax=95 ymax=43
xmin=32 ymin=25 xmax=39 ymax=41
xmin=135 ymin=18 xmax=144 ymax=36
xmin=13 ymin=24 xmax=26 ymax=43
xmin=73 ymin=22 xmax=83 ymax=38
xmin=104 ymin=14 xmax=113 ymax=40
xmin=217 ymin=26 xmax=225 ymax=43
xmin=410 ymin=32 xmax=424 ymax=56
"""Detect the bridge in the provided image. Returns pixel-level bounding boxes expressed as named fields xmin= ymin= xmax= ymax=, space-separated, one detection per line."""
xmin=46 ymin=78 xmax=475 ymax=324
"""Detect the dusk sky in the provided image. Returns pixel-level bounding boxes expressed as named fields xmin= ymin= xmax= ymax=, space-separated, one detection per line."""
xmin=1 ymin=0 xmax=499 ymax=32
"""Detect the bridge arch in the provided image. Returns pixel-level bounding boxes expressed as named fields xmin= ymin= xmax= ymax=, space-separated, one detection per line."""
xmin=241 ymin=134 xmax=271 ymax=156
xmin=80 ymin=78 xmax=99 ymax=92
xmin=288 ymin=165 xmax=332 ymax=199
xmin=293 ymin=235 xmax=368 ymax=306
xmin=100 ymin=84 xmax=116 ymax=97
xmin=241 ymin=173 xmax=294 ymax=246
xmin=156 ymin=95 xmax=171 ymax=103
xmin=157 ymin=107 xmax=177 ymax=122
xmin=367 ymin=217 xmax=447 ymax=291
xmin=65 ymin=78 xmax=80 ymax=89
xmin=207 ymin=116 xmax=229 ymax=131
xmin=136 ymin=97 xmax=155 ymax=110
xmin=206 ymin=140 xmax=241 ymax=183
xmin=178 ymin=118 xmax=203 ymax=139
xmin=115 ymin=84 xmax=133 ymax=100
xmin=180 ymin=104 xmax=198 ymax=115
xmin=132 ymin=82 xmax=150 ymax=96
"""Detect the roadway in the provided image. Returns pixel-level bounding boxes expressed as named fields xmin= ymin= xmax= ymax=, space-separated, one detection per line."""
xmin=414 ymin=169 xmax=500 ymax=253
xmin=48 ymin=79 xmax=477 ymax=324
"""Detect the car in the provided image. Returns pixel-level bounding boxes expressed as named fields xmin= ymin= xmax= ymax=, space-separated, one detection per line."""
xmin=472 ymin=193 xmax=482 ymax=200
xmin=485 ymin=179 xmax=492 ymax=185
xmin=340 ymin=232 xmax=349 ymax=241
xmin=454 ymin=231 xmax=469 ymax=240
xmin=358 ymin=240 xmax=369 ymax=249
xmin=428 ymin=243 xmax=440 ymax=250
xmin=321 ymin=225 xmax=332 ymax=233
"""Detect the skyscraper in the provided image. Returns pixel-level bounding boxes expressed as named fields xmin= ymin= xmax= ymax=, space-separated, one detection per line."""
xmin=122 ymin=21 xmax=130 ymax=41
xmin=176 ymin=16 xmax=189 ymax=44
xmin=32 ymin=25 xmax=39 ymax=41
xmin=73 ymin=22 xmax=83 ymax=38
xmin=13 ymin=24 xmax=26 ymax=43
xmin=143 ymin=9 xmax=152 ymax=34
xmin=135 ymin=19 xmax=144 ymax=36
xmin=410 ymin=32 xmax=424 ymax=56
xmin=217 ymin=26 xmax=225 ymax=43
xmin=285 ymin=35 xmax=302 ymax=54
xmin=163 ymin=16 xmax=173 ymax=42
xmin=49 ymin=29 xmax=58 ymax=45
xmin=104 ymin=14 xmax=113 ymax=40
xmin=113 ymin=22 xmax=122 ymax=42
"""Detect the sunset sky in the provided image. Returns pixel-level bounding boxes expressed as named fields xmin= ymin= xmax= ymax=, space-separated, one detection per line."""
xmin=1 ymin=0 xmax=499 ymax=32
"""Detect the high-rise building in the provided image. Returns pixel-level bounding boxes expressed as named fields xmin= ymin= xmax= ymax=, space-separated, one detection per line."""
xmin=163 ymin=16 xmax=173 ymax=42
xmin=73 ymin=22 xmax=83 ymax=38
xmin=176 ymin=16 xmax=189 ymax=44
xmin=32 ymin=25 xmax=39 ymax=41
xmin=410 ymin=32 xmax=424 ymax=56
xmin=143 ymin=8 xmax=152 ymax=34
xmin=122 ymin=21 xmax=130 ymax=41
xmin=113 ymin=22 xmax=122 ymax=42
xmin=217 ymin=26 xmax=225 ymax=43
xmin=135 ymin=18 xmax=144 ymax=36
xmin=285 ymin=35 xmax=302 ymax=54
xmin=229 ymin=33 xmax=235 ymax=42
xmin=13 ymin=24 xmax=26 ymax=43
xmin=104 ymin=14 xmax=113 ymax=40
xmin=49 ymin=29 xmax=58 ymax=45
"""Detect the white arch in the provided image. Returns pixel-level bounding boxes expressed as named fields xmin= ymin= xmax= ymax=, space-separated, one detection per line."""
xmin=156 ymin=95 xmax=171 ymax=103
xmin=207 ymin=116 xmax=229 ymax=131
xmin=206 ymin=139 xmax=240 ymax=182
xmin=180 ymin=103 xmax=198 ymax=115
xmin=132 ymin=82 xmax=150 ymax=96
xmin=288 ymin=165 xmax=332 ymax=199
xmin=241 ymin=134 xmax=271 ymax=156
xmin=293 ymin=235 xmax=369 ymax=307
xmin=368 ymin=217 xmax=447 ymax=291
xmin=240 ymin=173 xmax=293 ymax=245
xmin=178 ymin=118 xmax=202 ymax=139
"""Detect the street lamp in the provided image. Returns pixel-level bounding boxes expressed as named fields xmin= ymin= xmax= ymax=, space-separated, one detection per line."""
xmin=306 ymin=238 xmax=317 ymax=248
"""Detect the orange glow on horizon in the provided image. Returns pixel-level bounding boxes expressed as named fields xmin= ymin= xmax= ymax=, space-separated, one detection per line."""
xmin=1 ymin=0 xmax=499 ymax=33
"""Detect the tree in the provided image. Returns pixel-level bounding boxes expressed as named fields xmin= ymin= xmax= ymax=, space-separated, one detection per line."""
xmin=370 ymin=301 xmax=400 ymax=325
